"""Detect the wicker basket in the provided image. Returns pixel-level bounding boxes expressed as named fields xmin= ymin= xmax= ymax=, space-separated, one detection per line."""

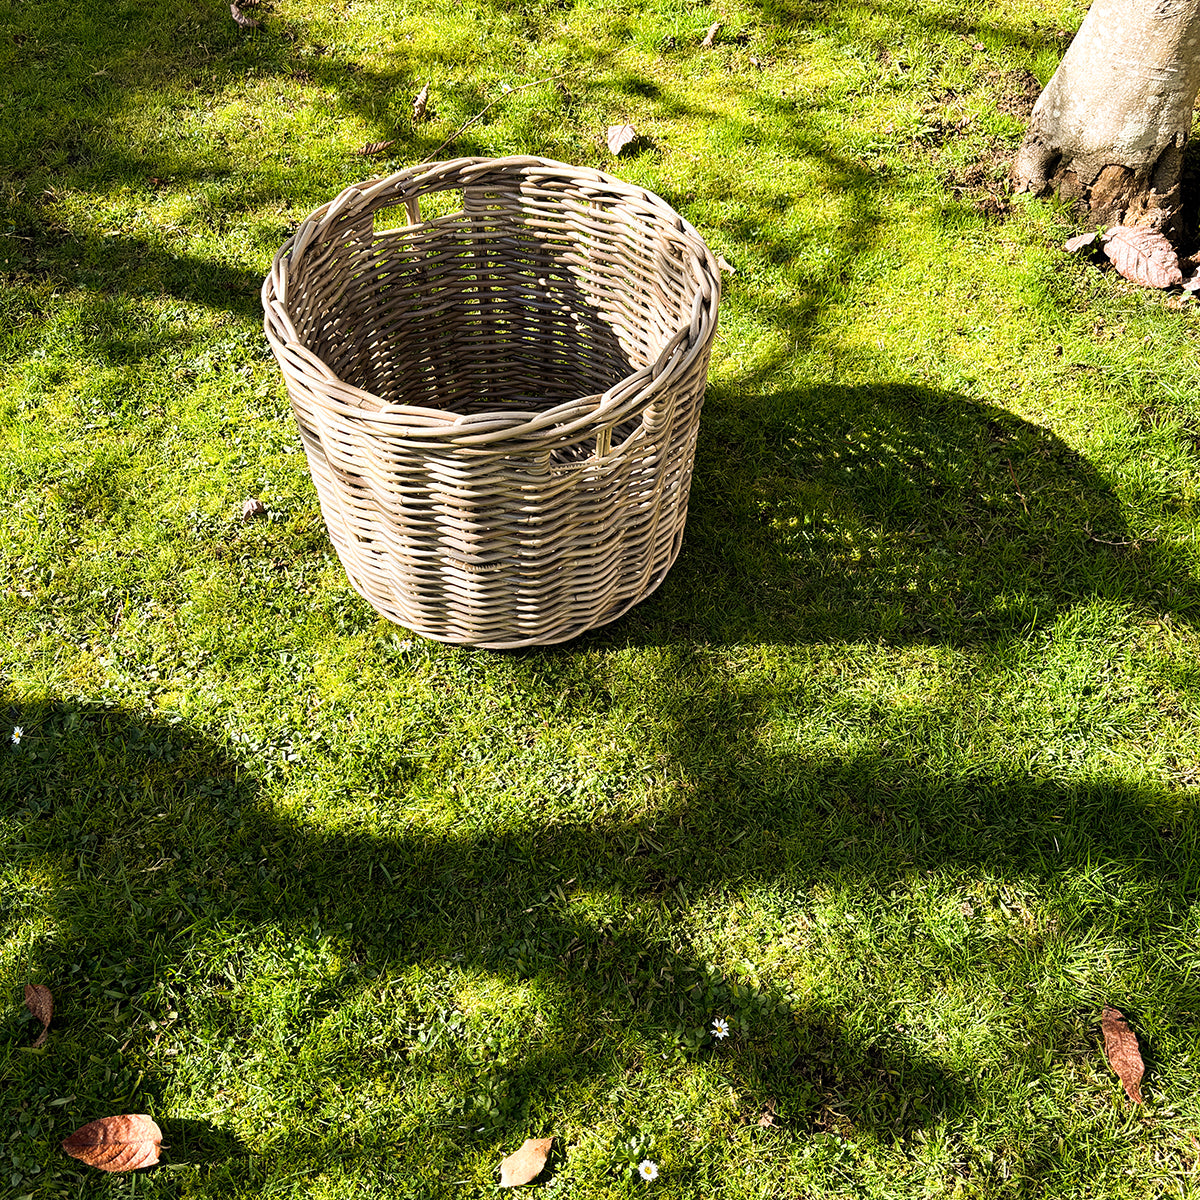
xmin=262 ymin=156 xmax=721 ymax=648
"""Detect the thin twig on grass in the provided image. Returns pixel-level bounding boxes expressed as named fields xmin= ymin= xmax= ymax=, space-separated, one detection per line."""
xmin=1006 ymin=459 xmax=1028 ymax=515
xmin=1084 ymin=526 xmax=1161 ymax=546
xmin=419 ymin=77 xmax=560 ymax=164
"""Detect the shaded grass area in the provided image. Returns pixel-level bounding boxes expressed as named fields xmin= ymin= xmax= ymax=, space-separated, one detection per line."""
xmin=7 ymin=685 xmax=1200 ymax=1198
xmin=4 ymin=0 xmax=1200 ymax=1197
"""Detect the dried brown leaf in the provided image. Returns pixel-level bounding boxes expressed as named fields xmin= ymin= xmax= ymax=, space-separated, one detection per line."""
xmin=413 ymin=82 xmax=430 ymax=123
xmin=24 ymin=983 xmax=53 ymax=1048
xmin=1101 ymin=225 xmax=1183 ymax=290
xmin=757 ymin=1100 xmax=778 ymax=1127
xmin=358 ymin=140 xmax=396 ymax=157
xmin=1101 ymin=1005 xmax=1144 ymax=1104
xmin=701 ymin=20 xmax=722 ymax=48
xmin=606 ymin=124 xmax=637 ymax=156
xmin=230 ymin=2 xmax=261 ymax=28
xmin=241 ymin=496 xmax=267 ymax=520
xmin=499 ymin=1137 xmax=552 ymax=1188
xmin=1063 ymin=231 xmax=1098 ymax=254
xmin=62 ymin=1115 xmax=163 ymax=1172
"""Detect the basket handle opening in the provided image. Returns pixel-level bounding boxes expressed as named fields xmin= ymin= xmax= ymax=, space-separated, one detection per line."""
xmin=373 ymin=189 xmax=480 ymax=235
xmin=371 ymin=197 xmax=424 ymax=234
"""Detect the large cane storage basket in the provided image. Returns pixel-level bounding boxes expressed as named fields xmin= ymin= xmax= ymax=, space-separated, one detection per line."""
xmin=262 ymin=156 xmax=720 ymax=648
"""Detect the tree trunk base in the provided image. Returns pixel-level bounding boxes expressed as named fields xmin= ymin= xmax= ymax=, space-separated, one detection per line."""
xmin=1014 ymin=138 xmax=1185 ymax=235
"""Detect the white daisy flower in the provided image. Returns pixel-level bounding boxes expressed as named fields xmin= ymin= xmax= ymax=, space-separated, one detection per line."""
xmin=711 ymin=1016 xmax=730 ymax=1040
xmin=638 ymin=1159 xmax=659 ymax=1182
xmin=11 ymin=726 xmax=23 ymax=745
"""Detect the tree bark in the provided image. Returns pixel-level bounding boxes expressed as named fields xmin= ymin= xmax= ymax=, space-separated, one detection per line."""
xmin=1013 ymin=0 xmax=1200 ymax=235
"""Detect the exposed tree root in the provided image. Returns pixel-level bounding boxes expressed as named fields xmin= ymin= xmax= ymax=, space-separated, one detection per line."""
xmin=1013 ymin=138 xmax=1186 ymax=240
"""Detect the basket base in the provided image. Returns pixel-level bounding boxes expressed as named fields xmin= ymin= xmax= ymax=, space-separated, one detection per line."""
xmin=340 ymin=537 xmax=684 ymax=649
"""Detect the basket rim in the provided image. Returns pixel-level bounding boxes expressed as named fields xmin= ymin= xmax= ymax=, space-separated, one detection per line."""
xmin=261 ymin=155 xmax=721 ymax=448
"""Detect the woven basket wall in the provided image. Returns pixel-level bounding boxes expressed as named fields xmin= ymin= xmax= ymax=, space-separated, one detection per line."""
xmin=262 ymin=156 xmax=721 ymax=648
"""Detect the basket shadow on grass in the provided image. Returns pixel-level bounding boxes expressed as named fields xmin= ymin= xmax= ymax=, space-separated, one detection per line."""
xmin=624 ymin=379 xmax=1199 ymax=648
xmin=5 ymin=697 xmax=1198 ymax=1185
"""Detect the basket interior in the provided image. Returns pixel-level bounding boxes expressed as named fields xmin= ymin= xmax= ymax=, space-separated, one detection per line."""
xmin=290 ymin=180 xmax=695 ymax=420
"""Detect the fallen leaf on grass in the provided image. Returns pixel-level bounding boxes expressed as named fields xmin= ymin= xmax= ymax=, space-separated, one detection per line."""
xmin=1101 ymin=225 xmax=1183 ymax=290
xmin=24 ymin=983 xmax=53 ymax=1048
xmin=701 ymin=20 xmax=722 ymax=48
xmin=413 ymin=82 xmax=430 ymax=123
xmin=358 ymin=140 xmax=395 ymax=157
xmin=1063 ymin=231 xmax=1098 ymax=254
xmin=757 ymin=1100 xmax=779 ymax=1127
xmin=241 ymin=497 xmax=267 ymax=520
xmin=230 ymin=2 xmax=261 ymax=29
xmin=62 ymin=1115 xmax=163 ymax=1172
xmin=1101 ymin=1005 xmax=1144 ymax=1104
xmin=499 ymin=1137 xmax=552 ymax=1187
xmin=606 ymin=124 xmax=637 ymax=156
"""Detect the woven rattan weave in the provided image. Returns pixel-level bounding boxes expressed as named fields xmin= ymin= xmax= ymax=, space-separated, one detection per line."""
xmin=262 ymin=156 xmax=721 ymax=648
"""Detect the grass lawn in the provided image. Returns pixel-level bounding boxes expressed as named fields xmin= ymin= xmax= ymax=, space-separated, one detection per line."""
xmin=4 ymin=0 xmax=1200 ymax=1195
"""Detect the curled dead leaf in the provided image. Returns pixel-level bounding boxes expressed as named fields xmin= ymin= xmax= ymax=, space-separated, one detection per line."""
xmin=606 ymin=124 xmax=637 ymax=156
xmin=499 ymin=1137 xmax=553 ymax=1188
xmin=241 ymin=497 xmax=267 ymax=520
xmin=24 ymin=983 xmax=53 ymax=1048
xmin=358 ymin=140 xmax=396 ymax=157
xmin=1101 ymin=225 xmax=1183 ymax=290
xmin=1063 ymin=231 xmax=1098 ymax=254
xmin=1100 ymin=1005 xmax=1144 ymax=1104
xmin=413 ymin=82 xmax=430 ymax=123
xmin=701 ymin=20 xmax=722 ymax=48
xmin=230 ymin=2 xmax=261 ymax=29
xmin=62 ymin=1115 xmax=163 ymax=1172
